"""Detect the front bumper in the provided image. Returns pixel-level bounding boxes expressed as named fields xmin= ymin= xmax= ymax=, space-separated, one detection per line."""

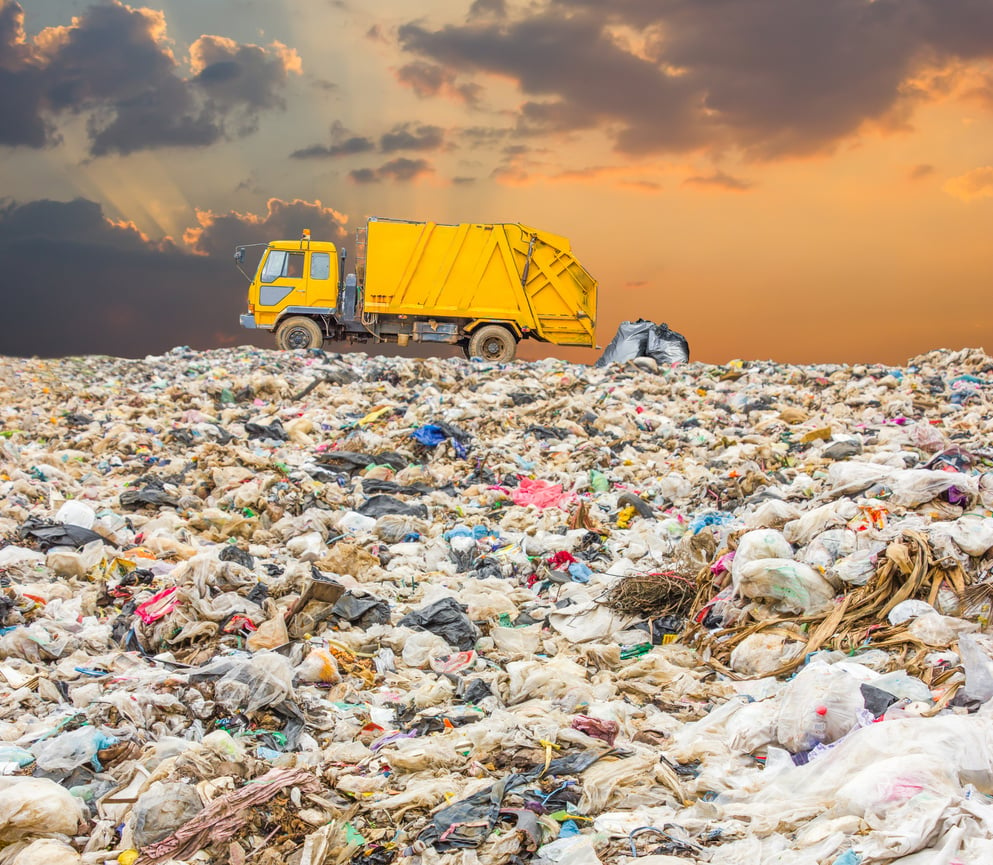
xmin=239 ymin=313 xmax=257 ymax=329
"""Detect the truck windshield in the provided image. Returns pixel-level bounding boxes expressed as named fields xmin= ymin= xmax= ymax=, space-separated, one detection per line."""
xmin=260 ymin=251 xmax=305 ymax=283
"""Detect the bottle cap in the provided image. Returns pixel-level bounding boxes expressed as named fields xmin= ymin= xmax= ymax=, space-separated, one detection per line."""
xmin=815 ymin=705 xmax=828 ymax=716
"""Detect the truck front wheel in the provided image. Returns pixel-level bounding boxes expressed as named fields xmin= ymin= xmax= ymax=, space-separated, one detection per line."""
xmin=276 ymin=316 xmax=324 ymax=350
xmin=468 ymin=325 xmax=516 ymax=362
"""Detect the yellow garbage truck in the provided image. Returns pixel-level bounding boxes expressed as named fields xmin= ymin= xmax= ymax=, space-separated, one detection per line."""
xmin=236 ymin=217 xmax=597 ymax=361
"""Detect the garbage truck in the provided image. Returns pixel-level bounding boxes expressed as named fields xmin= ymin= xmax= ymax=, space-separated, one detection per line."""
xmin=236 ymin=217 xmax=597 ymax=361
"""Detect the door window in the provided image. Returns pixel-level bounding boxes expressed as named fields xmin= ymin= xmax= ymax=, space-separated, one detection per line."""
xmin=310 ymin=252 xmax=331 ymax=280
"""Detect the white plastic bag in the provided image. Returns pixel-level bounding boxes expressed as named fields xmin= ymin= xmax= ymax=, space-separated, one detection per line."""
xmin=734 ymin=559 xmax=836 ymax=615
xmin=731 ymin=530 xmax=794 ymax=580
xmin=958 ymin=633 xmax=993 ymax=702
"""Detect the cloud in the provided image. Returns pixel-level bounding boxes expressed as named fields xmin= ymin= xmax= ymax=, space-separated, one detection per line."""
xmin=291 ymin=120 xmax=375 ymax=158
xmin=348 ymin=158 xmax=435 ymax=184
xmin=395 ymin=60 xmax=482 ymax=104
xmin=0 ymin=0 xmax=301 ymax=156
xmin=380 ymin=123 xmax=445 ymax=152
xmin=683 ymin=170 xmax=753 ymax=191
xmin=469 ymin=0 xmax=507 ymax=19
xmin=293 ymin=120 xmax=446 ymax=160
xmin=0 ymin=196 xmax=352 ymax=358
xmin=943 ymin=165 xmax=993 ymax=201
xmin=379 ymin=157 xmax=435 ymax=181
xmin=350 ymin=167 xmax=380 ymax=184
xmin=397 ymin=0 xmax=993 ymax=158
xmin=908 ymin=163 xmax=936 ymax=180
xmin=183 ymin=198 xmax=348 ymax=257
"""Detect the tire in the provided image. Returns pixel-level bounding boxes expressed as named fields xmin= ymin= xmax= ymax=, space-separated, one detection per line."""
xmin=467 ymin=325 xmax=516 ymax=362
xmin=276 ymin=316 xmax=323 ymax=350
xmin=458 ymin=340 xmax=472 ymax=360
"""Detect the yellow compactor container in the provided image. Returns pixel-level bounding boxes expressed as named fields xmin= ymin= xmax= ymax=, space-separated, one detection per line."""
xmin=237 ymin=217 xmax=597 ymax=361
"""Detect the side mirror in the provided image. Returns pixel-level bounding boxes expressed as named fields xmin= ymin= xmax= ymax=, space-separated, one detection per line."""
xmin=234 ymin=247 xmax=245 ymax=263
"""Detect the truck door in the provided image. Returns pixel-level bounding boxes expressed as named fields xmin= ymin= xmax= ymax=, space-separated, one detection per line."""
xmin=257 ymin=249 xmax=307 ymax=315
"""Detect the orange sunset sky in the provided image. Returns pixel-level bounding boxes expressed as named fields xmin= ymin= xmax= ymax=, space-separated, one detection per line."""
xmin=1 ymin=0 xmax=991 ymax=364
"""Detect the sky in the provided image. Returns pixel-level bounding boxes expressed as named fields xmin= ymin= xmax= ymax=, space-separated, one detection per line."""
xmin=1 ymin=0 xmax=991 ymax=365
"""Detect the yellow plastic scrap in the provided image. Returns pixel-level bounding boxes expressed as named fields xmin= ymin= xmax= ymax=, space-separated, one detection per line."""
xmin=358 ymin=405 xmax=393 ymax=426
xmin=617 ymin=504 xmax=637 ymax=529
xmin=118 ymin=851 xmax=139 ymax=865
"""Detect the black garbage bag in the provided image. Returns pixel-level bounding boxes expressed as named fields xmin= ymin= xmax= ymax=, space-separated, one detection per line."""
xmin=399 ymin=597 xmax=479 ymax=650
xmin=595 ymin=319 xmax=689 ymax=367
xmin=332 ymin=591 xmax=391 ymax=628
xmin=119 ymin=478 xmax=179 ymax=510
xmin=245 ymin=419 xmax=288 ymax=441
xmin=358 ymin=495 xmax=428 ymax=519
xmin=219 ymin=545 xmax=255 ymax=569
xmin=19 ymin=517 xmax=105 ymax=550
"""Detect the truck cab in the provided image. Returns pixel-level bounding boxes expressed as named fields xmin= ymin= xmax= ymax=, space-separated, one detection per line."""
xmin=237 ymin=233 xmax=346 ymax=349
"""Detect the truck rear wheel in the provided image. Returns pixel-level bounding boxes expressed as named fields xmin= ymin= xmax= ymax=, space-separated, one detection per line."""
xmin=276 ymin=316 xmax=323 ymax=350
xmin=468 ymin=325 xmax=516 ymax=362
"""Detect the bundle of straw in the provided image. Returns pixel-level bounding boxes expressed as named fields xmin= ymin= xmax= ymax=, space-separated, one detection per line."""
xmin=603 ymin=570 xmax=697 ymax=618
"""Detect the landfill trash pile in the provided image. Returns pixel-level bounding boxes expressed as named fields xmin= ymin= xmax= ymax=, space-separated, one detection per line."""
xmin=1 ymin=344 xmax=992 ymax=865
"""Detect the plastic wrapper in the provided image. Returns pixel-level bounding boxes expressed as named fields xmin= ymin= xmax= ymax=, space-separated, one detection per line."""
xmin=731 ymin=530 xmax=794 ymax=579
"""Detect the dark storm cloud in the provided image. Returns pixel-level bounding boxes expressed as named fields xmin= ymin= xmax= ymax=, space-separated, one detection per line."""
xmin=398 ymin=0 xmax=993 ymax=158
xmin=0 ymin=196 xmax=349 ymax=358
xmin=379 ymin=123 xmax=445 ymax=153
xmin=0 ymin=198 xmax=242 ymax=358
xmin=0 ymin=0 xmax=299 ymax=156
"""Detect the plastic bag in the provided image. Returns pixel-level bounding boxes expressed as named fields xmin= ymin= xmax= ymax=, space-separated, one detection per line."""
xmin=774 ymin=662 xmax=867 ymax=752
xmin=246 ymin=608 xmax=289 ymax=651
xmin=295 ymin=647 xmax=342 ymax=683
xmin=595 ymin=319 xmax=689 ymax=367
xmin=132 ymin=781 xmax=204 ymax=846
xmin=733 ymin=559 xmax=836 ymax=615
xmin=729 ymin=631 xmax=805 ymax=677
xmin=0 ymin=776 xmax=84 ymax=842
xmin=195 ymin=652 xmax=295 ymax=712
xmin=401 ymin=631 xmax=452 ymax=669
xmin=398 ymin=597 xmax=479 ymax=651
xmin=782 ymin=501 xmax=858 ymax=547
xmin=958 ymin=633 xmax=993 ymax=702
xmin=30 ymin=725 xmax=119 ymax=772
xmin=0 ymin=839 xmax=81 ymax=864
xmin=731 ymin=530 xmax=794 ymax=580
xmin=490 ymin=625 xmax=542 ymax=658
xmin=947 ymin=515 xmax=993 ymax=556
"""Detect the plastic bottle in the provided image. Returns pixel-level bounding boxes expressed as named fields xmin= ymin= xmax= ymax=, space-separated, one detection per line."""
xmin=808 ymin=705 xmax=828 ymax=749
